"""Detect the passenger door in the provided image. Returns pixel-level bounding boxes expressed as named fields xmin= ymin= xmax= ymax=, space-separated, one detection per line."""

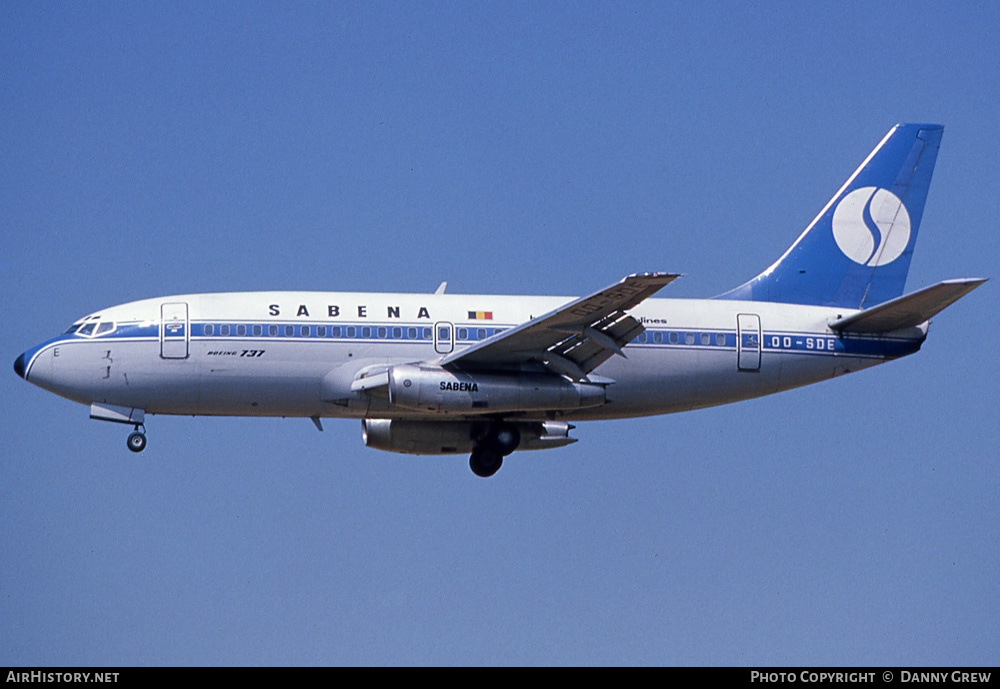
xmin=161 ymin=302 xmax=189 ymax=359
xmin=737 ymin=313 xmax=761 ymax=371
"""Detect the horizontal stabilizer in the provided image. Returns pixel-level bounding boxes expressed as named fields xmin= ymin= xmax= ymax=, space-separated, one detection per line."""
xmin=829 ymin=278 xmax=986 ymax=334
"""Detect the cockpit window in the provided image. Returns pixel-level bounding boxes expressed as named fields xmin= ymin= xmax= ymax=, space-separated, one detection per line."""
xmin=66 ymin=315 xmax=101 ymax=335
xmin=68 ymin=319 xmax=116 ymax=338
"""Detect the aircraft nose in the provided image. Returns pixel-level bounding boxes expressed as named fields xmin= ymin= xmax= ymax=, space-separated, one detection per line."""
xmin=14 ymin=352 xmax=25 ymax=379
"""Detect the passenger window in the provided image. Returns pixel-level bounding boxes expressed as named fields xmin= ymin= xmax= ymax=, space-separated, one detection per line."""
xmin=362 ymin=327 xmax=371 ymax=338
xmin=268 ymin=325 xmax=278 ymax=337
xmin=392 ymin=327 xmax=401 ymax=339
xmin=333 ymin=326 xmax=342 ymax=338
xmin=377 ymin=327 xmax=387 ymax=338
xmin=669 ymin=332 xmax=678 ymax=344
xmin=221 ymin=324 xmax=231 ymax=336
xmin=253 ymin=325 xmax=262 ymax=337
xmin=285 ymin=325 xmax=294 ymax=337
xmin=407 ymin=327 xmax=417 ymax=339
xmin=701 ymin=333 xmax=710 ymax=345
xmin=653 ymin=331 xmax=662 ymax=344
xmin=716 ymin=333 xmax=726 ymax=346
xmin=205 ymin=324 xmax=215 ymax=336
xmin=318 ymin=326 xmax=327 ymax=338
xmin=237 ymin=325 xmax=247 ymax=337
xmin=347 ymin=326 xmax=356 ymax=337
xmin=685 ymin=333 xmax=695 ymax=345
xmin=477 ymin=328 xmax=486 ymax=340
xmin=301 ymin=325 xmax=310 ymax=337
xmin=457 ymin=328 xmax=468 ymax=340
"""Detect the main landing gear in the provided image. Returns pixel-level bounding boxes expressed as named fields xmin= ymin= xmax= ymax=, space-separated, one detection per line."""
xmin=469 ymin=447 xmax=503 ymax=478
xmin=127 ymin=425 xmax=147 ymax=453
xmin=469 ymin=423 xmax=521 ymax=478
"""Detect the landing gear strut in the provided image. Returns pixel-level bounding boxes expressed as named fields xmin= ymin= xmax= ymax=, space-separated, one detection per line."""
xmin=127 ymin=425 xmax=147 ymax=453
xmin=469 ymin=422 xmax=521 ymax=478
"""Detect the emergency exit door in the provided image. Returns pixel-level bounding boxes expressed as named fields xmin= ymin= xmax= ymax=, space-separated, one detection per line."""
xmin=434 ymin=321 xmax=454 ymax=354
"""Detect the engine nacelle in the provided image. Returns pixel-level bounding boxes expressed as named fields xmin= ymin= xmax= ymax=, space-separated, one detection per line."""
xmin=386 ymin=364 xmax=605 ymax=414
xmin=362 ymin=419 xmax=577 ymax=455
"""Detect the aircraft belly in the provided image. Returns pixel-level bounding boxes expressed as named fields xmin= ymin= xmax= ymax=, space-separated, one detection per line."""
xmin=565 ymin=346 xmax=883 ymax=421
xmin=197 ymin=342 xmax=336 ymax=417
xmin=28 ymin=339 xmax=198 ymax=410
xmin=583 ymin=348 xmax=765 ymax=418
xmin=100 ymin=341 xmax=200 ymax=413
xmin=194 ymin=342 xmax=419 ymax=418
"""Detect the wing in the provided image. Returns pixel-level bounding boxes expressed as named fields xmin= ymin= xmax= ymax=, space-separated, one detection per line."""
xmin=438 ymin=272 xmax=680 ymax=381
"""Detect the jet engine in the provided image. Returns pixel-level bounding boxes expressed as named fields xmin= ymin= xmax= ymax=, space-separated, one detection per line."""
xmin=385 ymin=364 xmax=605 ymax=414
xmin=362 ymin=418 xmax=577 ymax=455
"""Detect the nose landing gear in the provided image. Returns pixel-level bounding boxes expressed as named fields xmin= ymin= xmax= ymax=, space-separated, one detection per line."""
xmin=89 ymin=404 xmax=148 ymax=453
xmin=127 ymin=425 xmax=147 ymax=453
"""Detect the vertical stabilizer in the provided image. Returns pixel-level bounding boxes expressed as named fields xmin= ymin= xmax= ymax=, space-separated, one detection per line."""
xmin=717 ymin=124 xmax=943 ymax=308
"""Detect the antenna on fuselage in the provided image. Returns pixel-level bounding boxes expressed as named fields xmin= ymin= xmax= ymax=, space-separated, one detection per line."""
xmin=434 ymin=282 xmax=447 ymax=295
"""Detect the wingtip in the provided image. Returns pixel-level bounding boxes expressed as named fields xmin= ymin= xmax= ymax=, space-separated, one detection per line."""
xmin=941 ymin=277 xmax=988 ymax=288
xmin=623 ymin=271 xmax=683 ymax=283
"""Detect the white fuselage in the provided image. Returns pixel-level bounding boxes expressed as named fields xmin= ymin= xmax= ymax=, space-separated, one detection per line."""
xmin=19 ymin=290 xmax=925 ymax=423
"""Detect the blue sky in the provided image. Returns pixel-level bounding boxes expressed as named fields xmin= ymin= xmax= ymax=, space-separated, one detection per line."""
xmin=3 ymin=1 xmax=998 ymax=666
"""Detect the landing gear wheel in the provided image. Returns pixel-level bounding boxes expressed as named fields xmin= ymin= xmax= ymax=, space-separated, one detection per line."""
xmin=127 ymin=431 xmax=147 ymax=453
xmin=486 ymin=423 xmax=521 ymax=456
xmin=469 ymin=448 xmax=503 ymax=478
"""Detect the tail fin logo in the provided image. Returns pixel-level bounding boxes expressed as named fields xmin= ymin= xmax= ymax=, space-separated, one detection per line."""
xmin=832 ymin=187 xmax=911 ymax=267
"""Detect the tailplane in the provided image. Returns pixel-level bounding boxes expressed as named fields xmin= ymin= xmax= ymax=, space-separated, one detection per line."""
xmin=828 ymin=278 xmax=986 ymax=334
xmin=718 ymin=124 xmax=944 ymax=308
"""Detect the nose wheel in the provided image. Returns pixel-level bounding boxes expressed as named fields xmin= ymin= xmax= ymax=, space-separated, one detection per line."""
xmin=127 ymin=426 xmax=147 ymax=453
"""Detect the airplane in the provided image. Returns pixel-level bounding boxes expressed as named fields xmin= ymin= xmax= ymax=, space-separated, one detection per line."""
xmin=13 ymin=123 xmax=986 ymax=477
